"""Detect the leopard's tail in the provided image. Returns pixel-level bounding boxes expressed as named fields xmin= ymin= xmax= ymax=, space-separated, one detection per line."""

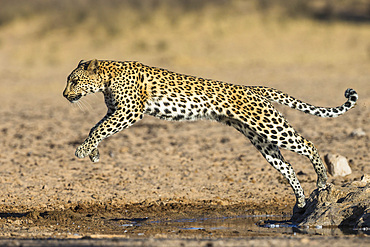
xmin=250 ymin=86 xmax=358 ymax=118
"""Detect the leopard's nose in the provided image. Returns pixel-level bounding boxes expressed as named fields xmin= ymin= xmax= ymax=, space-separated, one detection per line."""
xmin=63 ymin=84 xmax=70 ymax=98
xmin=63 ymin=88 xmax=68 ymax=98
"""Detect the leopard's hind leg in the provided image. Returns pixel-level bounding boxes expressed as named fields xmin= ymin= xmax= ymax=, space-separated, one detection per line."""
xmin=282 ymin=133 xmax=328 ymax=189
xmin=264 ymin=113 xmax=328 ymax=189
xmin=245 ymin=130 xmax=306 ymax=208
xmin=245 ymin=101 xmax=327 ymax=192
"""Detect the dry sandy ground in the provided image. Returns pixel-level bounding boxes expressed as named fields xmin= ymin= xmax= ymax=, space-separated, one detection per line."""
xmin=0 ymin=60 xmax=368 ymax=245
xmin=0 ymin=4 xmax=369 ymax=245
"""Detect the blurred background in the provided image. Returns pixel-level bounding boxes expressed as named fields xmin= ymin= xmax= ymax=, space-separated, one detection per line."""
xmin=1 ymin=0 xmax=369 ymax=102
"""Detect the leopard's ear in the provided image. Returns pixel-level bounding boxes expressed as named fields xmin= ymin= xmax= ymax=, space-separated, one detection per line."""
xmin=78 ymin=60 xmax=88 ymax=66
xmin=87 ymin=59 xmax=99 ymax=75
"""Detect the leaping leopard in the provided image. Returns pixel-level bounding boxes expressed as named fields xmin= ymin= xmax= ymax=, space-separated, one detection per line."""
xmin=63 ymin=59 xmax=358 ymax=209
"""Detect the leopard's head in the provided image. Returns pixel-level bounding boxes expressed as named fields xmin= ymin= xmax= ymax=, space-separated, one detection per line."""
xmin=63 ymin=59 xmax=104 ymax=103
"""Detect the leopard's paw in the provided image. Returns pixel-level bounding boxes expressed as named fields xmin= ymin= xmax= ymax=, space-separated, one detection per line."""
xmin=75 ymin=145 xmax=91 ymax=159
xmin=317 ymin=173 xmax=328 ymax=189
xmin=296 ymin=196 xmax=306 ymax=209
xmin=89 ymin=148 xmax=100 ymax=163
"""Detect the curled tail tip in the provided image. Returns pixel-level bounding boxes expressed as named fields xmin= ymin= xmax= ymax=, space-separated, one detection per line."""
xmin=344 ymin=88 xmax=358 ymax=99
xmin=343 ymin=88 xmax=358 ymax=111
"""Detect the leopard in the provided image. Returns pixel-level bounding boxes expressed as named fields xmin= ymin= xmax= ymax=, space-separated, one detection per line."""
xmin=63 ymin=59 xmax=358 ymax=209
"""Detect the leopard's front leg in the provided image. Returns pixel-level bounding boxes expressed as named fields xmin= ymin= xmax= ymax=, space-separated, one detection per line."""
xmin=75 ymin=113 xmax=110 ymax=162
xmin=75 ymin=107 xmax=143 ymax=162
xmin=88 ymin=97 xmax=116 ymax=136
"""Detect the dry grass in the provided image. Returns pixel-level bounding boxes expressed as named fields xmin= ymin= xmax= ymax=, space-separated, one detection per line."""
xmin=0 ymin=0 xmax=369 ymax=101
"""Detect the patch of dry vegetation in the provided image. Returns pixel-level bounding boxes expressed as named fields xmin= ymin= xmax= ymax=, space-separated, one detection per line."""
xmin=0 ymin=0 xmax=369 ymax=99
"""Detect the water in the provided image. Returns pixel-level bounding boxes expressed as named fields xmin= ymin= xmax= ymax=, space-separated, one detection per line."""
xmin=119 ymin=215 xmax=370 ymax=236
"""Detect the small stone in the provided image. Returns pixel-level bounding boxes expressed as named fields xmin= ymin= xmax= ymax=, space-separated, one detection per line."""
xmin=324 ymin=154 xmax=352 ymax=177
xmin=350 ymin=128 xmax=366 ymax=137
xmin=13 ymin=219 xmax=22 ymax=225
xmin=300 ymin=238 xmax=310 ymax=244
xmin=361 ymin=174 xmax=370 ymax=184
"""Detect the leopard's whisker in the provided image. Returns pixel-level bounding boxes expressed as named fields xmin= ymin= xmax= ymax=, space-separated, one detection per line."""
xmin=69 ymin=101 xmax=78 ymax=111
xmin=80 ymin=98 xmax=92 ymax=112
xmin=76 ymin=101 xmax=85 ymax=112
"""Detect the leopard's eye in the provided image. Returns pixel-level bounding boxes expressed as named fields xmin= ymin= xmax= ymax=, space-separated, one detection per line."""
xmin=71 ymin=79 xmax=78 ymax=85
